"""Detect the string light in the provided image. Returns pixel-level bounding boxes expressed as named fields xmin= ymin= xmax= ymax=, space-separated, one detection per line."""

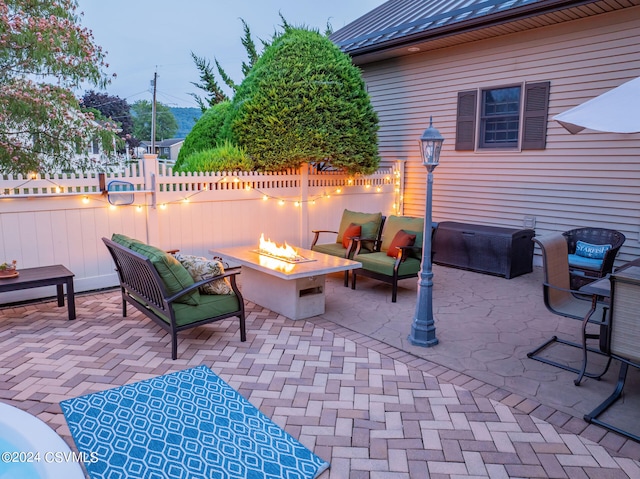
xmin=0 ymin=174 xmax=65 ymax=196
xmin=15 ymin=172 xmax=394 ymax=212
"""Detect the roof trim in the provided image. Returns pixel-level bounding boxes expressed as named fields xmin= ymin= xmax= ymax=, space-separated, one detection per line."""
xmin=333 ymin=0 xmax=598 ymax=57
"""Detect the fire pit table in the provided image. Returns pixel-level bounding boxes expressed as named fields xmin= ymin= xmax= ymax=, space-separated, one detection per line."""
xmin=209 ymin=244 xmax=361 ymax=320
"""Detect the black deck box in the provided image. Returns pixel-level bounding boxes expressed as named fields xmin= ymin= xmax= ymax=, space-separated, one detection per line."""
xmin=432 ymin=222 xmax=535 ymax=278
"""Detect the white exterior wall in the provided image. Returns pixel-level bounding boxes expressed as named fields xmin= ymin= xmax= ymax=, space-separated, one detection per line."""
xmin=360 ymin=7 xmax=640 ymax=263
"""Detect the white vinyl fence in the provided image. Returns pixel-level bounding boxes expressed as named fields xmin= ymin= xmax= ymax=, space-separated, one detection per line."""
xmin=0 ymin=156 xmax=403 ymax=303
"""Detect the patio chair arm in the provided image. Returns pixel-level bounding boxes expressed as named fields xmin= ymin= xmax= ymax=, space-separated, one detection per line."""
xmin=395 ymin=245 xmax=421 ymax=263
xmin=310 ymin=230 xmax=339 ymax=248
xmin=352 ymin=236 xmax=382 ymax=255
xmin=166 ymin=270 xmax=242 ymax=303
xmin=542 ymin=281 xmax=609 ymax=307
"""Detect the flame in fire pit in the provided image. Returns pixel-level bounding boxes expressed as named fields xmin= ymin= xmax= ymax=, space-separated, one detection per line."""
xmin=259 ymin=233 xmax=299 ymax=261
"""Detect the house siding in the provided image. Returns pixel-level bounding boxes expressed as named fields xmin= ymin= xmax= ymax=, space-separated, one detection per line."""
xmin=359 ymin=6 xmax=640 ymax=263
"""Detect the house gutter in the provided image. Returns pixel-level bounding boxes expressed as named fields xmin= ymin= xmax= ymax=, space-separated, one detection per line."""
xmin=337 ymin=0 xmax=603 ymax=60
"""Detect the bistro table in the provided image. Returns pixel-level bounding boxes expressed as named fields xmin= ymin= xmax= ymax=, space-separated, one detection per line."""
xmin=0 ymin=265 xmax=76 ymax=320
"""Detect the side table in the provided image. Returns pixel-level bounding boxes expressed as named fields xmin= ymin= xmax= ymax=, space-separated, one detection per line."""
xmin=0 ymin=265 xmax=76 ymax=320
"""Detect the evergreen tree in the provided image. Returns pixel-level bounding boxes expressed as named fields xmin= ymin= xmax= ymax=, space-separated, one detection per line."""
xmin=224 ymin=27 xmax=379 ymax=174
xmin=190 ymin=18 xmax=262 ymax=110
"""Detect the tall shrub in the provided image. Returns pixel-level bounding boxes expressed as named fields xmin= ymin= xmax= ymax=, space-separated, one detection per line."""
xmin=176 ymin=140 xmax=253 ymax=173
xmin=224 ymin=28 xmax=379 ymax=174
xmin=175 ymin=101 xmax=231 ymax=169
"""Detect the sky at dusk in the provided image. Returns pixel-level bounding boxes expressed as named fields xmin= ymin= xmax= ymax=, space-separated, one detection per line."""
xmin=76 ymin=1 xmax=387 ymax=108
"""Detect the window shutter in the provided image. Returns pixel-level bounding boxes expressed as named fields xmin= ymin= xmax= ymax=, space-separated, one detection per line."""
xmin=522 ymin=81 xmax=550 ymax=150
xmin=455 ymin=90 xmax=477 ymax=151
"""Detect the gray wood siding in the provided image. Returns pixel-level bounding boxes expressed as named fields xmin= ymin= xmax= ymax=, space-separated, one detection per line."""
xmin=360 ymin=7 xmax=640 ymax=263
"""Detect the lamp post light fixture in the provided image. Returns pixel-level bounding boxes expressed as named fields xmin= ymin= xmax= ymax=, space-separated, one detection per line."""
xmin=409 ymin=117 xmax=444 ymax=347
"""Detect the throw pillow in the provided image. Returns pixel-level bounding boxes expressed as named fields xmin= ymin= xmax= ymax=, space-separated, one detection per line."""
xmin=342 ymin=223 xmax=362 ymax=249
xmin=386 ymin=230 xmax=417 ymax=258
xmin=575 ymin=241 xmax=611 ymax=259
xmin=174 ymin=254 xmax=233 ymax=295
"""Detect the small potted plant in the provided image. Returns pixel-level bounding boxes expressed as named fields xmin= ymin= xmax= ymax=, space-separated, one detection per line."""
xmin=0 ymin=260 xmax=17 ymax=278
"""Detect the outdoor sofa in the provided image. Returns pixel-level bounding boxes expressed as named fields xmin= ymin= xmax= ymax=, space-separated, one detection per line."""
xmin=103 ymin=234 xmax=246 ymax=359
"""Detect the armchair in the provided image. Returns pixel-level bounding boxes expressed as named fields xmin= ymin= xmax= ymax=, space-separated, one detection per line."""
xmin=527 ymin=233 xmax=611 ymax=385
xmin=350 ymin=215 xmax=426 ymax=302
xmin=562 ymin=227 xmax=625 ymax=290
xmin=311 ymin=209 xmax=385 ymax=286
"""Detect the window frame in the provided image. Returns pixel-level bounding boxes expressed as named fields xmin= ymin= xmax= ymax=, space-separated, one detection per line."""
xmin=478 ymin=84 xmax=522 ymax=150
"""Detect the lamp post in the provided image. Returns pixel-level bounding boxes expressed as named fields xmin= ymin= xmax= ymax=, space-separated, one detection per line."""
xmin=409 ymin=117 xmax=444 ymax=347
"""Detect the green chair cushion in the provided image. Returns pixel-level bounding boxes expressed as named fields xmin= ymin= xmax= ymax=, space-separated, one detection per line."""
xmin=380 ymin=216 xmax=424 ymax=258
xmin=359 ymin=221 xmax=379 ymax=247
xmin=337 ymin=210 xmax=383 ymax=252
xmin=312 ymin=242 xmax=349 ymax=258
xmin=130 ymin=242 xmax=201 ymax=306
xmin=354 ymin=252 xmax=421 ymax=277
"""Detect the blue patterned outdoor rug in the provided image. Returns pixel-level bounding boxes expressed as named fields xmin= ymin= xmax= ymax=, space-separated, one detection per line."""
xmin=61 ymin=365 xmax=329 ymax=479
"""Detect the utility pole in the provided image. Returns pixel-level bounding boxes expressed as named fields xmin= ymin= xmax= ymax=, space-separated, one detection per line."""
xmin=151 ymin=71 xmax=157 ymax=155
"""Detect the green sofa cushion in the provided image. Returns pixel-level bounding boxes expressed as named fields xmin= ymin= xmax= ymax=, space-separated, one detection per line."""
xmin=172 ymin=293 xmax=240 ymax=327
xmin=381 ymin=216 xmax=424 ymax=258
xmin=132 ymin=292 xmax=240 ymax=327
xmin=337 ymin=210 xmax=383 ymax=251
xmin=354 ymin=252 xmax=421 ymax=277
xmin=111 ymin=233 xmax=144 ymax=249
xmin=130 ymin=242 xmax=201 ymax=306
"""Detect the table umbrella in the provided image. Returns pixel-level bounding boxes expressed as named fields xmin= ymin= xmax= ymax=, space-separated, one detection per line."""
xmin=553 ymin=76 xmax=640 ymax=134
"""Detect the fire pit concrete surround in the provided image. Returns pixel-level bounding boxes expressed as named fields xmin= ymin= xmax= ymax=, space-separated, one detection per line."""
xmin=210 ymin=245 xmax=361 ymax=320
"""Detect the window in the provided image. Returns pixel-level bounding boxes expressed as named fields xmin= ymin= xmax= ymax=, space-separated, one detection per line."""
xmin=480 ymin=87 xmax=520 ymax=148
xmin=90 ymin=138 xmax=100 ymax=154
xmin=455 ymin=81 xmax=550 ymax=151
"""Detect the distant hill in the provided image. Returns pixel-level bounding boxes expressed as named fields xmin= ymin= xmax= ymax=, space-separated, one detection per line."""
xmin=171 ymin=107 xmax=202 ymax=138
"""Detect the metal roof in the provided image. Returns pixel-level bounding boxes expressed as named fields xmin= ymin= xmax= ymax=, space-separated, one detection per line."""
xmin=331 ymin=0 xmax=543 ymax=50
xmin=329 ymin=0 xmax=616 ymax=58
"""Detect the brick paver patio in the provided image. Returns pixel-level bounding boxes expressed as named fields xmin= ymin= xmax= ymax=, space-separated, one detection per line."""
xmin=1 ymin=270 xmax=639 ymax=478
